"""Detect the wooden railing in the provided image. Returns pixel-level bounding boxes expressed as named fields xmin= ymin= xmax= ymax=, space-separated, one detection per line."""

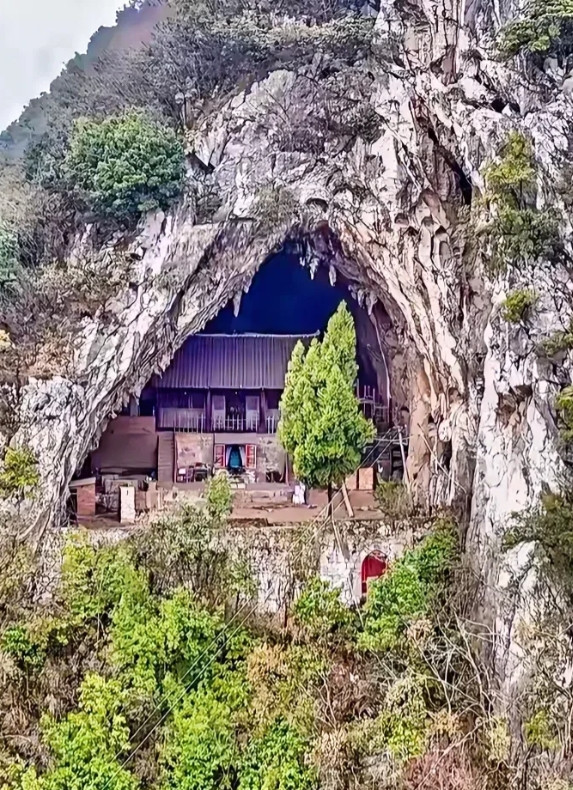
xmin=158 ymin=410 xmax=279 ymax=434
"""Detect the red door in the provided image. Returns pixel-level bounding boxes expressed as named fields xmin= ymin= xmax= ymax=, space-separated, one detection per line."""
xmin=361 ymin=553 xmax=387 ymax=595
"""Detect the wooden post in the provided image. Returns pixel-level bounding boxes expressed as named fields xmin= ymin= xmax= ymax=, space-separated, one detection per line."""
xmin=260 ymin=389 xmax=266 ymax=433
xmin=342 ymin=482 xmax=354 ymax=518
xmin=398 ymin=427 xmax=410 ymax=487
xmin=206 ymin=389 xmax=212 ymax=433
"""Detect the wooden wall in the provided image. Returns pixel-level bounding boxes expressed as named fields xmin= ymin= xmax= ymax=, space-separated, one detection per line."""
xmin=91 ymin=417 xmax=158 ymax=474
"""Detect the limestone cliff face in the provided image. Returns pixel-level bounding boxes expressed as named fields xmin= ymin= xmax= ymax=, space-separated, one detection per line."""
xmin=9 ymin=0 xmax=573 ymax=696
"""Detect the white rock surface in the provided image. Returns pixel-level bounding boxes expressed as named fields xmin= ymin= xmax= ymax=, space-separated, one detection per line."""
xmin=6 ymin=0 xmax=573 ymax=706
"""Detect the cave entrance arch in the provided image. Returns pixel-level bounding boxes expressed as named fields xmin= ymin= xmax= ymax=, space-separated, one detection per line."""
xmin=85 ymin=241 xmax=395 ymax=515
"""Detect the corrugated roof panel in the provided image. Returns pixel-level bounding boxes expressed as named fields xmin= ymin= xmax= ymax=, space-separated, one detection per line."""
xmin=157 ymin=334 xmax=314 ymax=390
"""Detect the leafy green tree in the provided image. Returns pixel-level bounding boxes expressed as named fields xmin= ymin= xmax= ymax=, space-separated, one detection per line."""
xmin=32 ymin=674 xmax=139 ymax=790
xmin=160 ymin=676 xmax=247 ymax=790
xmin=279 ymin=302 xmax=374 ymax=499
xmin=64 ymin=112 xmax=185 ymax=219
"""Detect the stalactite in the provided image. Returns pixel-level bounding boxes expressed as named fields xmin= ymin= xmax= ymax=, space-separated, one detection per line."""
xmin=233 ymin=291 xmax=242 ymax=317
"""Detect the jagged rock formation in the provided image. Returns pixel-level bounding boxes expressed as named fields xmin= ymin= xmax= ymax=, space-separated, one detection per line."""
xmin=8 ymin=0 xmax=573 ymax=704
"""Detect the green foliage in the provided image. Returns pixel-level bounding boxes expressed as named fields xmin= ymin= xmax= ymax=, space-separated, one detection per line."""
xmin=37 ymin=674 xmax=139 ymax=790
xmin=501 ymin=289 xmax=537 ymax=323
xmin=246 ymin=644 xmax=326 ymax=735
xmin=109 ymin=586 xmax=229 ymax=702
xmin=555 ymin=386 xmax=573 ymax=441
xmin=0 ymin=447 xmax=39 ymax=500
xmin=360 ymin=525 xmax=458 ymax=652
xmin=0 ymin=222 xmax=22 ymax=296
xmin=505 ymin=492 xmax=573 ymax=599
xmin=375 ymin=480 xmax=414 ymax=519
xmin=543 ymin=320 xmax=573 ymax=355
xmin=279 ymin=303 xmax=374 ymax=490
xmin=489 ymin=205 xmax=561 ymax=272
xmin=350 ymin=672 xmax=430 ymax=762
xmin=206 ymin=474 xmax=233 ymax=524
xmin=65 ymin=112 xmax=185 ymax=219
xmin=524 ymin=709 xmax=559 ymax=750
xmin=134 ymin=504 xmax=246 ymax=601
xmin=160 ymin=677 xmax=246 ymax=790
xmin=1 ymin=626 xmax=45 ymax=671
xmin=61 ymin=534 xmax=144 ymax=624
xmin=496 ymin=0 xmax=573 ymax=60
xmin=484 ymin=132 xmax=536 ymax=197
xmin=238 ymin=719 xmax=317 ymax=790
xmin=486 ymin=716 xmax=511 ymax=764
xmin=483 ymin=132 xmax=561 ymax=272
xmin=293 ymin=578 xmax=353 ymax=640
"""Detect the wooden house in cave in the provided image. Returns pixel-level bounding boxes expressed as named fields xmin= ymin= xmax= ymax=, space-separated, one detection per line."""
xmin=89 ymin=332 xmax=390 ymax=487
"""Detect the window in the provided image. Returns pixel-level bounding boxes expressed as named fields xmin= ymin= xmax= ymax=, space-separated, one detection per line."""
xmin=191 ymin=392 xmax=205 ymax=409
xmin=266 ymin=390 xmax=281 ymax=410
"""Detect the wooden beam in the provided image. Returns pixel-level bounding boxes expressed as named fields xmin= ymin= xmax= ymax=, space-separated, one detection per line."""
xmin=341 ymin=482 xmax=354 ymax=518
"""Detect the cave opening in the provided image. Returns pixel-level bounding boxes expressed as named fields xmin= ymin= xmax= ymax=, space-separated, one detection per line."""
xmin=80 ymin=241 xmax=399 ymax=521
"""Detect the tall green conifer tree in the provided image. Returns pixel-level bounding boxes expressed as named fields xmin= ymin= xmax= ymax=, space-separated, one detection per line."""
xmin=279 ymin=303 xmax=374 ymax=503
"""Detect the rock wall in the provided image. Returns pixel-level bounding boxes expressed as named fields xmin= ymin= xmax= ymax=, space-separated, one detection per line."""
xmin=6 ymin=0 xmax=573 ymax=707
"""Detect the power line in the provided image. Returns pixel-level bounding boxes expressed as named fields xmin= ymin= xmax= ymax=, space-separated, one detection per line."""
xmin=102 ymin=440 xmax=387 ymax=788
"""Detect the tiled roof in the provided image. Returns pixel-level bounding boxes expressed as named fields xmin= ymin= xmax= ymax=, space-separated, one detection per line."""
xmin=157 ymin=334 xmax=315 ymax=390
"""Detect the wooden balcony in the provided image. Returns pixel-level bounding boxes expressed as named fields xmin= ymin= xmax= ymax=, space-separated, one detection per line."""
xmin=157 ymin=409 xmax=279 ymax=434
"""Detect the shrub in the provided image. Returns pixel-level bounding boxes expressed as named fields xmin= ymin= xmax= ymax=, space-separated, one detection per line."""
xmin=293 ymin=578 xmax=354 ymax=640
xmin=109 ymin=586 xmax=233 ymax=701
xmin=0 ymin=446 xmax=39 ymax=500
xmin=375 ymin=480 xmax=414 ymax=520
xmin=238 ymin=719 xmax=317 ymax=790
xmin=61 ymin=534 xmax=145 ymax=624
xmin=349 ymin=672 xmax=430 ymax=762
xmin=542 ymin=320 xmax=573 ymax=355
xmin=246 ymin=644 xmax=326 ymax=733
xmin=65 ymin=112 xmax=185 ymax=219
xmin=160 ymin=680 xmax=244 ymax=790
xmin=555 ymin=386 xmax=573 ymax=441
xmin=1 ymin=616 xmax=70 ymax=672
xmin=501 ymin=289 xmax=537 ymax=323
xmin=0 ymin=222 xmax=22 ymax=296
xmin=359 ymin=525 xmax=457 ymax=652
xmin=486 ymin=716 xmax=511 ymax=764
xmin=483 ymin=132 xmax=561 ymax=272
xmin=1 ymin=625 xmax=45 ymax=671
xmin=496 ymin=0 xmax=573 ymax=60
xmin=504 ymin=492 xmax=573 ymax=600
xmin=134 ymin=504 xmax=231 ymax=599
xmin=484 ymin=132 xmax=536 ymax=197
xmin=37 ymin=674 xmax=138 ymax=790
xmin=206 ymin=473 xmax=233 ymax=524
xmin=489 ymin=205 xmax=561 ymax=271
xmin=524 ymin=709 xmax=559 ymax=750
